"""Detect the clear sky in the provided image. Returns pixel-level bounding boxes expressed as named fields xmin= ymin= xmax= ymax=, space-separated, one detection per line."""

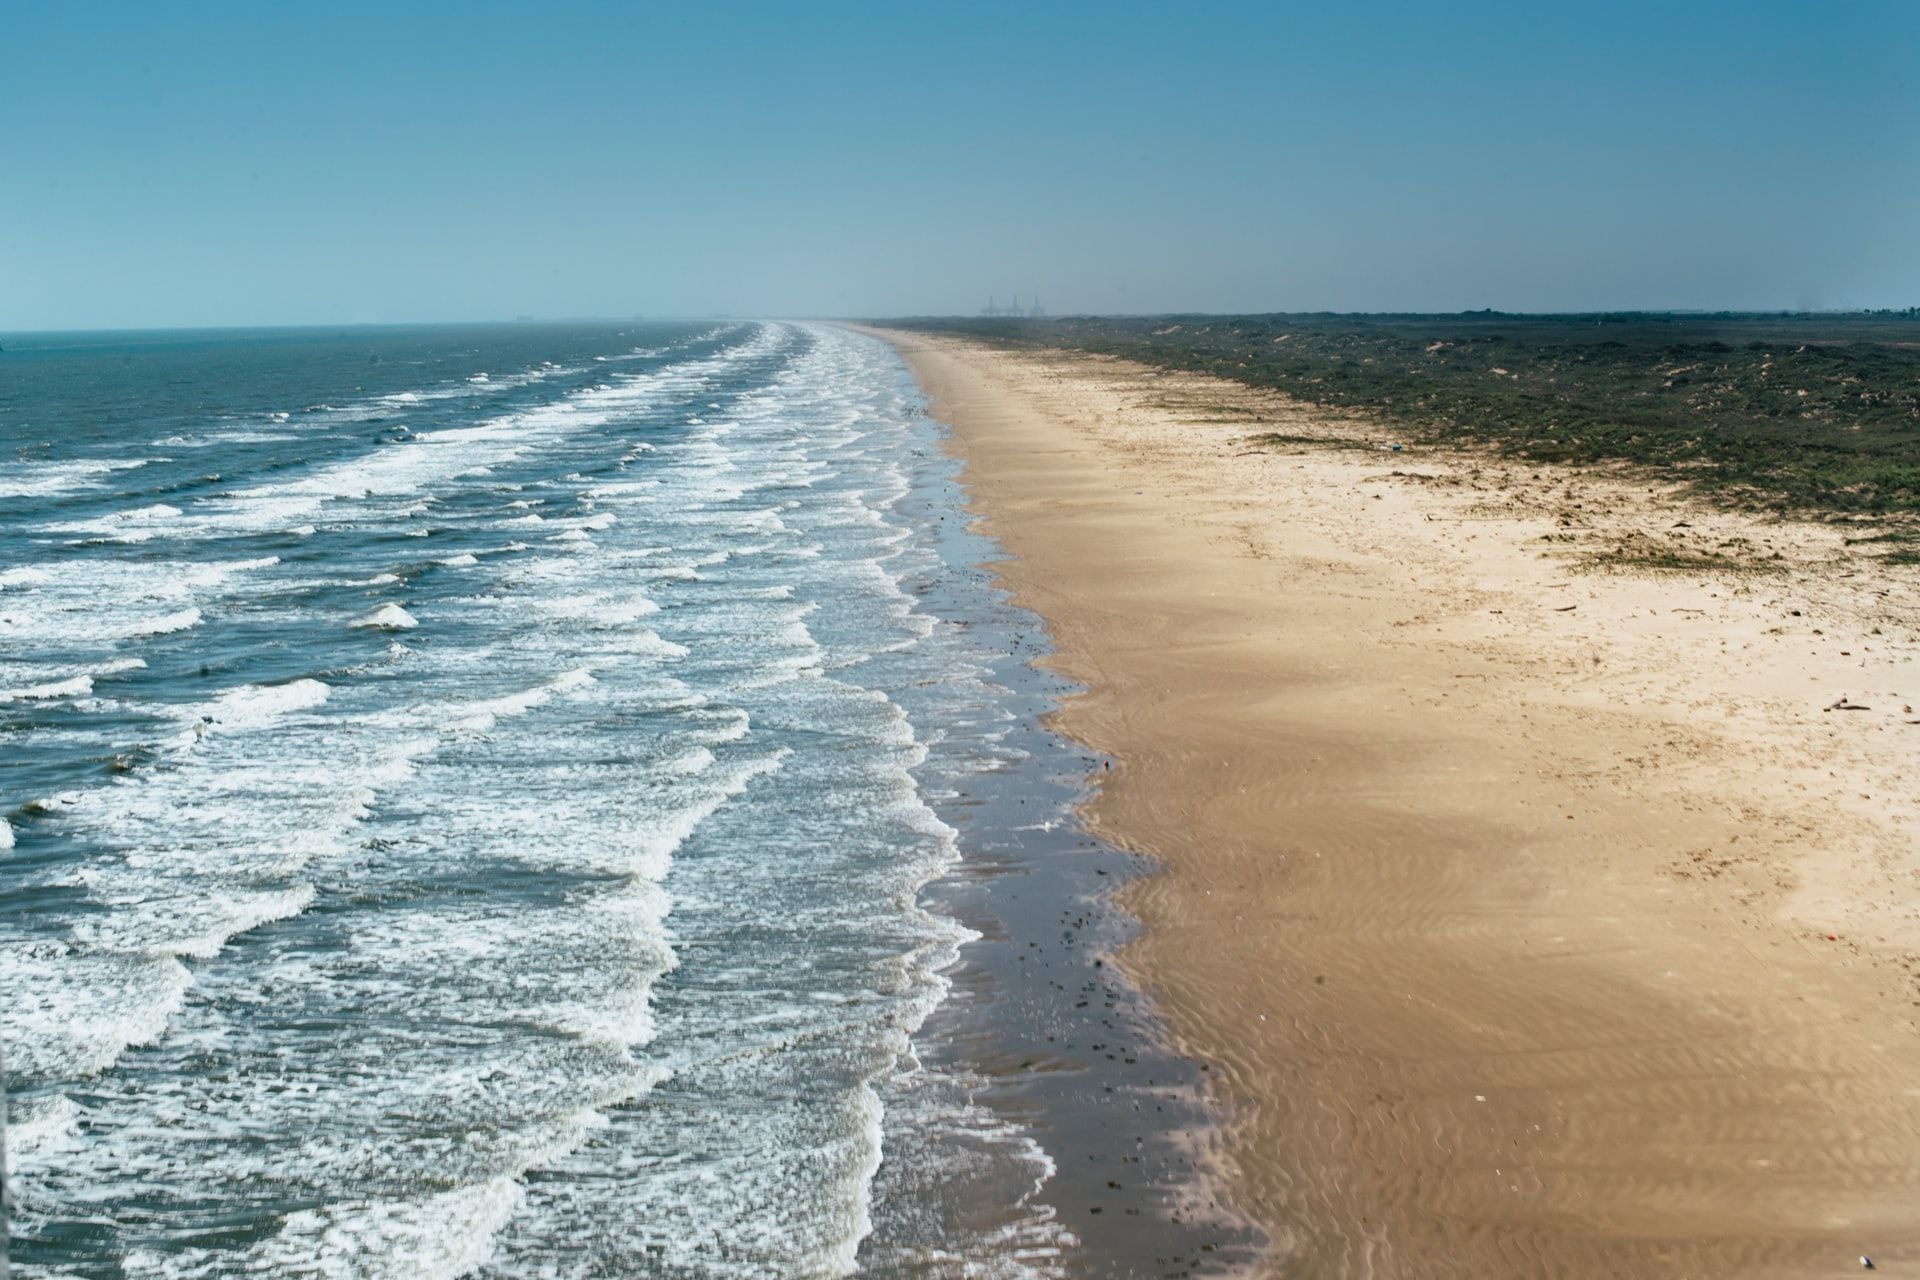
xmin=5 ymin=1 xmax=1916 ymax=328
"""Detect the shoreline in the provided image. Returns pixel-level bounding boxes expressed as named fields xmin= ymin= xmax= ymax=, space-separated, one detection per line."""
xmin=871 ymin=346 xmax=1260 ymax=1275
xmin=865 ymin=326 xmax=1920 ymax=1277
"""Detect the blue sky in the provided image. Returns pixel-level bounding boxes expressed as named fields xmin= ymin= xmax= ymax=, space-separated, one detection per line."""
xmin=4 ymin=1 xmax=1916 ymax=328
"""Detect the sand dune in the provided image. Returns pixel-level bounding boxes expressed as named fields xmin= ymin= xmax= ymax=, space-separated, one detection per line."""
xmin=870 ymin=327 xmax=1920 ymax=1278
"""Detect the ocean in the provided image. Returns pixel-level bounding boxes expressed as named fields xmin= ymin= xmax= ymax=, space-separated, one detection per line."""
xmin=0 ymin=321 xmax=1245 ymax=1278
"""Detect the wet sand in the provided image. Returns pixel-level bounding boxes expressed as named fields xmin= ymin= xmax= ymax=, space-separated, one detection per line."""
xmin=865 ymin=396 xmax=1259 ymax=1276
xmin=866 ymin=327 xmax=1920 ymax=1278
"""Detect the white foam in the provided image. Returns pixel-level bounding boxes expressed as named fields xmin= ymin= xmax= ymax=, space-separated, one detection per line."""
xmin=0 ymin=457 xmax=150 ymax=499
xmin=204 ymin=678 xmax=331 ymax=731
xmin=0 ymin=558 xmax=257 ymax=647
xmin=353 ymin=604 xmax=418 ymax=630
xmin=129 ymin=1177 xmax=526 ymax=1280
xmin=629 ymin=629 xmax=691 ymax=658
xmin=4 ymin=1093 xmax=79 ymax=1164
xmin=126 ymin=502 xmax=181 ymax=520
xmin=539 ymin=748 xmax=788 ymax=880
xmin=91 ymin=341 xmax=786 ymax=547
xmin=443 ymin=666 xmax=598 ymax=734
xmin=71 ymin=884 xmax=317 ymax=960
xmin=131 ymin=607 xmax=203 ymax=637
xmin=533 ymin=592 xmax=658 ymax=628
xmin=11 ymin=321 xmax=1085 ymax=1275
xmin=0 ymin=674 xmax=93 ymax=703
xmin=4 ymin=951 xmax=194 ymax=1079
xmin=12 ymin=716 xmax=437 ymax=1094
xmin=157 ymin=429 xmax=297 ymax=447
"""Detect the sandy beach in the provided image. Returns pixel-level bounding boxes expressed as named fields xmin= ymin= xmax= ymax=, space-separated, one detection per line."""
xmin=868 ymin=327 xmax=1920 ymax=1278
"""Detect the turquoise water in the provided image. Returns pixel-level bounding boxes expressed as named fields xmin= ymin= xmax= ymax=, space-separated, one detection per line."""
xmin=1 ymin=322 xmax=1086 ymax=1276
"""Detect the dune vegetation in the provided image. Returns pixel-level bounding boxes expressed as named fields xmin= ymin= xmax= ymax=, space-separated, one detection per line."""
xmin=897 ymin=312 xmax=1920 ymax=522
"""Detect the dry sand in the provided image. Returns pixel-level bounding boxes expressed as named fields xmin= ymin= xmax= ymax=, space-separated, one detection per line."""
xmin=864 ymin=327 xmax=1920 ymax=1279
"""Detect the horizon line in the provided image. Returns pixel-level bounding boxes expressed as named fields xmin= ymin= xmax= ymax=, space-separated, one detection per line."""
xmin=5 ymin=305 xmax=1919 ymax=340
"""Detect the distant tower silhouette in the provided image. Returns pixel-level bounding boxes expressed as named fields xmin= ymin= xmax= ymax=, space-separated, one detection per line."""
xmin=981 ymin=292 xmax=1048 ymax=318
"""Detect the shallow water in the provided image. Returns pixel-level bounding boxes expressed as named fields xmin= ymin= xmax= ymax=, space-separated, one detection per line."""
xmin=1 ymin=321 xmax=1247 ymax=1277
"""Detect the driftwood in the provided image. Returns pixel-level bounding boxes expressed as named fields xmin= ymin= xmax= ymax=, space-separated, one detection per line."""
xmin=1823 ymin=695 xmax=1870 ymax=712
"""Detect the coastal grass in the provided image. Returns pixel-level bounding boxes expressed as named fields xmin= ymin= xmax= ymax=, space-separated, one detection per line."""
xmin=1242 ymin=431 xmax=1379 ymax=452
xmin=891 ymin=311 xmax=1920 ymax=520
xmin=1576 ymin=530 xmax=1788 ymax=576
xmin=1845 ymin=525 xmax=1920 ymax=564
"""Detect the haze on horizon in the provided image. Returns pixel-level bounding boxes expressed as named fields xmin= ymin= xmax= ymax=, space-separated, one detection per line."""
xmin=4 ymin=0 xmax=1917 ymax=332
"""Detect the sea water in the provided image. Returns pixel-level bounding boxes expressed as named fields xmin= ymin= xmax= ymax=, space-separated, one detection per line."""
xmin=0 ymin=322 xmax=1086 ymax=1277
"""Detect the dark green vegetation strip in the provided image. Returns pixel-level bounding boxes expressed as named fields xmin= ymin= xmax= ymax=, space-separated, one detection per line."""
xmin=892 ymin=313 xmax=1920 ymax=517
